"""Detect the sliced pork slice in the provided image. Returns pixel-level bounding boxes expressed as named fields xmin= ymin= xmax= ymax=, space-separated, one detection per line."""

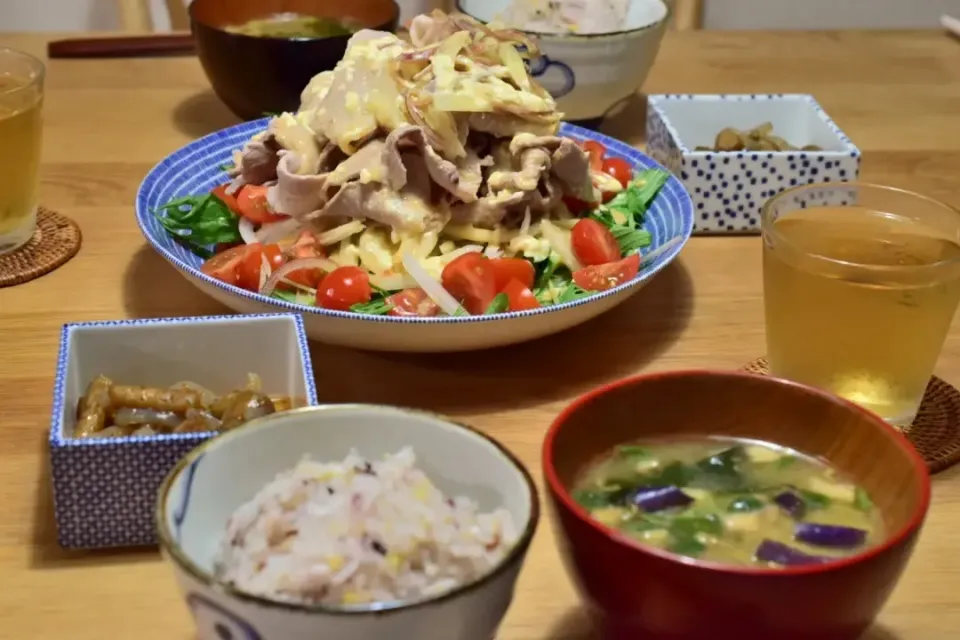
xmin=266 ymin=152 xmax=329 ymax=217
xmin=307 ymin=182 xmax=445 ymax=233
xmin=469 ymin=112 xmax=560 ymax=139
xmin=551 ymin=138 xmax=597 ymax=201
xmin=450 ymin=191 xmax=528 ymax=228
xmin=383 ymin=125 xmax=482 ymax=203
xmin=325 ymin=139 xmax=388 ymax=188
xmin=227 ymin=134 xmax=281 ymax=194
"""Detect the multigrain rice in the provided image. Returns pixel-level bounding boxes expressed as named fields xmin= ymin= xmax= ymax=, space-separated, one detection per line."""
xmin=213 ymin=447 xmax=518 ymax=605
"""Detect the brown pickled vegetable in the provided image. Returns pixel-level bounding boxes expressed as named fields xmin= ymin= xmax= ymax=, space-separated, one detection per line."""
xmin=696 ymin=122 xmax=823 ymax=153
xmin=73 ymin=373 xmax=301 ymax=439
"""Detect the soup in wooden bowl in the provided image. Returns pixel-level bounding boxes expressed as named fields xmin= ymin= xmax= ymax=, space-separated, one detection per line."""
xmin=543 ymin=370 xmax=929 ymax=640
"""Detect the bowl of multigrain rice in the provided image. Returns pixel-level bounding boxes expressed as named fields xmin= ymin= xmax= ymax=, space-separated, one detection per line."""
xmin=156 ymin=404 xmax=539 ymax=640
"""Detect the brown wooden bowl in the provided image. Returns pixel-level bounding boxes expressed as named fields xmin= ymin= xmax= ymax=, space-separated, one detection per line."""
xmin=543 ymin=370 xmax=931 ymax=640
xmin=189 ymin=0 xmax=399 ymax=121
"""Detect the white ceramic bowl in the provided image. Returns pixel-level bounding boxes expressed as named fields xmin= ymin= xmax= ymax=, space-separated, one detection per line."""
xmin=645 ymin=94 xmax=862 ymax=234
xmin=156 ymin=404 xmax=540 ymax=640
xmin=456 ymin=0 xmax=669 ymax=122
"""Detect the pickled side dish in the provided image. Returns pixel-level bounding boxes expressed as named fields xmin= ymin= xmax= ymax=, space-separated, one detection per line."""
xmin=573 ymin=438 xmax=882 ymax=567
xmin=73 ymin=373 xmax=299 ymax=438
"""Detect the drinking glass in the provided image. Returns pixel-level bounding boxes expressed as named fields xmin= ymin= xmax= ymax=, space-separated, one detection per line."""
xmin=0 ymin=48 xmax=44 ymax=254
xmin=762 ymin=182 xmax=960 ymax=425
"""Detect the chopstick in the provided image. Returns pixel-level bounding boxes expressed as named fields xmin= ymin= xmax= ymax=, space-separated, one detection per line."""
xmin=942 ymin=14 xmax=960 ymax=38
xmin=47 ymin=34 xmax=195 ymax=59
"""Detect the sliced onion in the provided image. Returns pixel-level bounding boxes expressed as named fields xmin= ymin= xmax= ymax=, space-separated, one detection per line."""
xmin=256 ymin=217 xmax=302 ymax=244
xmin=315 ymin=220 xmax=365 ymax=246
xmin=483 ymin=245 xmax=503 ymax=258
xmin=640 ymin=236 xmax=684 ymax=266
xmin=519 ymin=206 xmax=532 ymax=236
xmin=238 ymin=217 xmax=258 ymax=244
xmin=260 ymin=257 xmax=339 ymax=298
xmin=370 ymin=273 xmax=417 ymax=291
xmin=401 ymin=251 xmax=466 ymax=316
xmin=258 ymin=251 xmax=272 ymax=291
xmin=540 ymin=219 xmax=582 ymax=271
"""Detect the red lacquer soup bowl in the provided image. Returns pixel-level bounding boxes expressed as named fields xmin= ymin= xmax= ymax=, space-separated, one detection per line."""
xmin=543 ymin=370 xmax=930 ymax=640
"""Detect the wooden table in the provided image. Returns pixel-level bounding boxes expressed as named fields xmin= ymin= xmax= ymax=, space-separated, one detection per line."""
xmin=1 ymin=29 xmax=959 ymax=640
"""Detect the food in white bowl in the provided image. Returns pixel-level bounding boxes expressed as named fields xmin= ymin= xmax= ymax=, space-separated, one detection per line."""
xmin=156 ymin=404 xmax=539 ymax=640
xmin=457 ymin=0 xmax=669 ymax=121
xmin=215 ymin=448 xmax=518 ymax=606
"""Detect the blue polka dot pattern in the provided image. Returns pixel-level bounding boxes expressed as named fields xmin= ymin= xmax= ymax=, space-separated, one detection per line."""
xmin=135 ymin=121 xmax=694 ymax=325
xmin=48 ymin=314 xmax=318 ymax=549
xmin=645 ymin=95 xmax=861 ymax=234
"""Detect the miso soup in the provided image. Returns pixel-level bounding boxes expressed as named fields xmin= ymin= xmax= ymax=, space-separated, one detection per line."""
xmin=573 ymin=438 xmax=883 ymax=567
xmin=226 ymin=13 xmax=357 ymax=40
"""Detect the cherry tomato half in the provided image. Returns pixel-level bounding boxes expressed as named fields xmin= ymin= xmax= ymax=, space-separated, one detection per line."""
xmin=387 ymin=288 xmax=440 ymax=317
xmin=489 ymin=257 xmax=535 ymax=292
xmin=200 ymin=244 xmax=252 ymax=287
xmin=441 ymin=253 xmax=497 ymax=315
xmin=502 ymin=279 xmax=541 ymax=311
xmin=211 ymin=184 xmax=241 ymax=214
xmin=236 ymin=185 xmax=286 ymax=224
xmin=316 ymin=266 xmax=372 ymax=311
xmin=237 ymin=243 xmax=284 ymax=292
xmin=582 ymin=140 xmax=606 ymax=172
xmin=572 ymin=253 xmax=641 ymax=291
xmin=601 ymin=157 xmax=633 ymax=189
xmin=572 ymin=218 xmax=621 ymax=266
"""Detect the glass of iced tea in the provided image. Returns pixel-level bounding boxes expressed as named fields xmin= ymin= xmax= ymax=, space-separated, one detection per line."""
xmin=0 ymin=48 xmax=44 ymax=254
xmin=763 ymin=182 xmax=960 ymax=425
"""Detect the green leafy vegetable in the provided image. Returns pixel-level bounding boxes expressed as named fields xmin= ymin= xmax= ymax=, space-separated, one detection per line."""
xmin=153 ymin=194 xmax=241 ymax=259
xmin=485 ymin=293 xmax=509 ymax=315
xmin=669 ymin=534 xmax=706 ymax=558
xmin=573 ymin=489 xmax=623 ymax=510
xmin=219 ymin=163 xmax=235 ymax=173
xmin=351 ymin=298 xmax=393 ymax=315
xmin=728 ymin=495 xmax=765 ymax=513
xmin=617 ymin=445 xmax=650 ymax=459
xmin=592 ymin=169 xmax=669 ymax=254
xmin=271 ymin=290 xmax=316 ymax=306
xmin=556 ymin=282 xmax=594 ymax=302
xmin=622 ymin=517 xmax=665 ymax=534
xmin=797 ymin=489 xmax=832 ymax=510
xmin=670 ymin=515 xmax=724 ymax=538
xmin=854 ymin=487 xmax=874 ymax=513
xmin=645 ymin=460 xmax=695 ymax=487
xmin=776 ymin=455 xmax=798 ymax=469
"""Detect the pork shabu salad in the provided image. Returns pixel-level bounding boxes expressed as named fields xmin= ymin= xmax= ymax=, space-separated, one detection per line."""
xmin=154 ymin=11 xmax=673 ymax=317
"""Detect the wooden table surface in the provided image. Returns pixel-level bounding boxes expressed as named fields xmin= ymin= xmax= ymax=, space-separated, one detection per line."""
xmin=1 ymin=29 xmax=959 ymax=640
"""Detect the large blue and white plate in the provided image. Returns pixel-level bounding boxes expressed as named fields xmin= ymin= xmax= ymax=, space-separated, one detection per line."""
xmin=136 ymin=120 xmax=694 ymax=352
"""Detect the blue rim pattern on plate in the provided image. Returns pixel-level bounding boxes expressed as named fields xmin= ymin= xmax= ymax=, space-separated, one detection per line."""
xmin=136 ymin=120 xmax=694 ymax=323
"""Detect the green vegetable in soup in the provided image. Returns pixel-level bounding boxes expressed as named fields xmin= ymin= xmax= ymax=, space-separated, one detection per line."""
xmin=226 ymin=13 xmax=357 ymax=39
xmin=575 ymin=438 xmax=884 ymax=568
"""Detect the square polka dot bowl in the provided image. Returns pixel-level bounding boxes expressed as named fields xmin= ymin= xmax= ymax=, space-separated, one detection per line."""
xmin=49 ymin=313 xmax=317 ymax=549
xmin=645 ymin=94 xmax=861 ymax=234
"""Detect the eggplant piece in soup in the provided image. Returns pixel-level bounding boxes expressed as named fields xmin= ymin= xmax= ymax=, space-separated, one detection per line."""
xmin=572 ymin=438 xmax=883 ymax=567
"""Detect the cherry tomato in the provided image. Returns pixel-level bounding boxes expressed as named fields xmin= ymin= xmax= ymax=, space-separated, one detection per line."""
xmin=236 ymin=243 xmax=285 ymax=292
xmin=236 ymin=185 xmax=286 ymax=224
xmin=211 ymin=184 xmax=241 ymax=214
xmin=582 ymin=140 xmax=606 ymax=172
xmin=502 ymin=279 xmax=541 ymax=311
xmin=573 ymin=253 xmax=641 ymax=291
xmin=281 ymin=231 xmax=326 ymax=289
xmin=572 ymin=218 xmax=621 ymax=266
xmin=387 ymin=288 xmax=440 ymax=317
xmin=316 ymin=266 xmax=372 ymax=311
xmin=563 ymin=196 xmax=593 ymax=216
xmin=601 ymin=157 xmax=633 ymax=189
xmin=441 ymin=253 xmax=497 ymax=315
xmin=200 ymin=245 xmax=252 ymax=286
xmin=489 ymin=257 xmax=535 ymax=292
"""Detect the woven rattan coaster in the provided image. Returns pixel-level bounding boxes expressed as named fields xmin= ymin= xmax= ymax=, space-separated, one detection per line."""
xmin=741 ymin=357 xmax=960 ymax=473
xmin=0 ymin=207 xmax=81 ymax=288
